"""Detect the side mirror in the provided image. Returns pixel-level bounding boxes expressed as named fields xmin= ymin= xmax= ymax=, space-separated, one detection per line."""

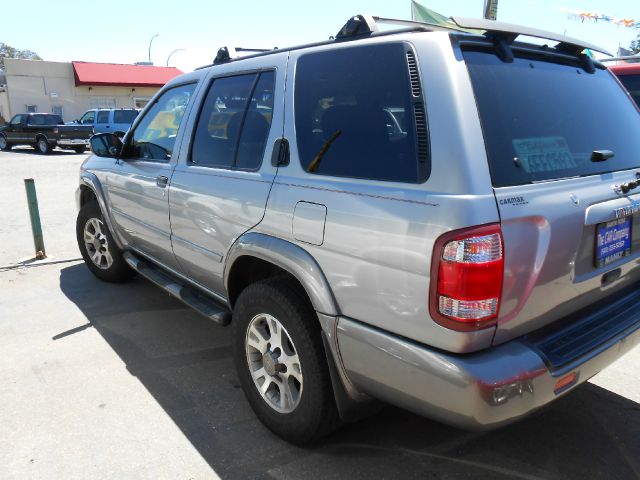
xmin=90 ymin=133 xmax=123 ymax=158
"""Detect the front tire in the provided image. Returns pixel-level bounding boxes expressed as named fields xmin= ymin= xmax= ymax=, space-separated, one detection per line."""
xmin=76 ymin=201 xmax=134 ymax=282
xmin=74 ymin=145 xmax=87 ymax=154
xmin=0 ymin=134 xmax=11 ymax=151
xmin=36 ymin=136 xmax=51 ymax=154
xmin=233 ymin=278 xmax=340 ymax=444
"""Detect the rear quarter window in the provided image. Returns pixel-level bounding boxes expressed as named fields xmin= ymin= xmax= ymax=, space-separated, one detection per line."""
xmin=464 ymin=51 xmax=640 ymax=187
xmin=294 ymin=43 xmax=427 ymax=183
xmin=114 ymin=110 xmax=139 ymax=124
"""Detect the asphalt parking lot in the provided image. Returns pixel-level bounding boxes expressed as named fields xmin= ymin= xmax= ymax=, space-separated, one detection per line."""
xmin=1 ymin=148 xmax=640 ymax=480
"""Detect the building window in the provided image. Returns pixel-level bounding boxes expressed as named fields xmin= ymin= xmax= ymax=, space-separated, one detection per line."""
xmin=52 ymin=106 xmax=64 ymax=119
xmin=134 ymin=97 xmax=150 ymax=109
xmin=26 ymin=105 xmax=38 ymax=113
xmin=88 ymin=97 xmax=116 ymax=109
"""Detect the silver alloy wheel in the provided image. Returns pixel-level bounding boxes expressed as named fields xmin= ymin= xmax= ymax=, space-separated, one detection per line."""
xmin=245 ymin=313 xmax=303 ymax=414
xmin=83 ymin=217 xmax=114 ymax=270
xmin=0 ymin=135 xmax=6 ymax=149
xmin=38 ymin=138 xmax=48 ymax=153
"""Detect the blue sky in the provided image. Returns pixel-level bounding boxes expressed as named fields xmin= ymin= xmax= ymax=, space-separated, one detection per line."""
xmin=2 ymin=0 xmax=638 ymax=72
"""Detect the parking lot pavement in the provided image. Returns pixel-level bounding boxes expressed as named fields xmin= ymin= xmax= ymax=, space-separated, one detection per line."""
xmin=0 ymin=147 xmax=86 ymax=266
xmin=1 ymin=150 xmax=640 ymax=479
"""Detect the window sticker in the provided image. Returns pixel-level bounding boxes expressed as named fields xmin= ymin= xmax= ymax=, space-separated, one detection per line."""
xmin=512 ymin=136 xmax=577 ymax=173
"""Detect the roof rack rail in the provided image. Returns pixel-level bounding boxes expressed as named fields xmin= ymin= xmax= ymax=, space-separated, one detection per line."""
xmin=449 ymin=16 xmax=611 ymax=56
xmin=199 ymin=13 xmax=610 ymax=71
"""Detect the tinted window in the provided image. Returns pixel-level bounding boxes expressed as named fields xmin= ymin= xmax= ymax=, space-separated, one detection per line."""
xmin=126 ymin=83 xmax=195 ymax=161
xmin=191 ymin=72 xmax=274 ymax=169
xmin=113 ymin=110 xmax=139 ymax=124
xmin=617 ymin=74 xmax=640 ymax=108
xmin=235 ymin=71 xmax=275 ymax=170
xmin=29 ymin=114 xmax=61 ymax=125
xmin=10 ymin=115 xmax=22 ymax=125
xmin=96 ymin=111 xmax=110 ymax=124
xmin=295 ymin=44 xmax=423 ymax=183
xmin=464 ymin=51 xmax=640 ymax=187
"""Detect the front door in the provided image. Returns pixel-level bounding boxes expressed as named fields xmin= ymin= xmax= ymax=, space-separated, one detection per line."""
xmin=4 ymin=115 xmax=25 ymax=143
xmin=106 ymin=82 xmax=197 ymax=270
xmin=168 ymin=54 xmax=287 ymax=294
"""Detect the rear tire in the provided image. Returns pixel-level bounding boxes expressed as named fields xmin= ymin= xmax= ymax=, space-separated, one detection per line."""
xmin=74 ymin=146 xmax=87 ymax=154
xmin=0 ymin=134 xmax=11 ymax=151
xmin=76 ymin=201 xmax=134 ymax=282
xmin=232 ymin=277 xmax=340 ymax=444
xmin=36 ymin=136 xmax=51 ymax=154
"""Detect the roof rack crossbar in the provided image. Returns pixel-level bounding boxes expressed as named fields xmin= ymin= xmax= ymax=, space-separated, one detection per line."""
xmin=335 ymin=15 xmax=379 ymax=40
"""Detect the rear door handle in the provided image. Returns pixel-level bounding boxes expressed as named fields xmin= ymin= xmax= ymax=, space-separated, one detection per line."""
xmin=156 ymin=175 xmax=169 ymax=188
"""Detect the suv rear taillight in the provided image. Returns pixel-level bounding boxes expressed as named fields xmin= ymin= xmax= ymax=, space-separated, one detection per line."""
xmin=429 ymin=224 xmax=504 ymax=331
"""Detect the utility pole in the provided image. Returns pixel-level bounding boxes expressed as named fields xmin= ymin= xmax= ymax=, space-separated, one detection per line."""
xmin=484 ymin=0 xmax=498 ymax=20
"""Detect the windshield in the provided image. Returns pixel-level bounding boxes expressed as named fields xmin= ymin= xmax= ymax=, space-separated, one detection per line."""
xmin=464 ymin=50 xmax=640 ymax=187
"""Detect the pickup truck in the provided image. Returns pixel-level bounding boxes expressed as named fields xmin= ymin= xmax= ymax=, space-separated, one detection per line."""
xmin=0 ymin=113 xmax=93 ymax=154
xmin=76 ymin=108 xmax=140 ymax=137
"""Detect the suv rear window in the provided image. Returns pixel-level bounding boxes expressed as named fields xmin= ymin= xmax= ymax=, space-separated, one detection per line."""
xmin=464 ymin=51 xmax=640 ymax=187
xmin=295 ymin=43 xmax=426 ymax=183
xmin=114 ymin=110 xmax=139 ymax=124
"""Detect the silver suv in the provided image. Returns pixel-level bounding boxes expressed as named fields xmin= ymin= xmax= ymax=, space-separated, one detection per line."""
xmin=76 ymin=15 xmax=640 ymax=444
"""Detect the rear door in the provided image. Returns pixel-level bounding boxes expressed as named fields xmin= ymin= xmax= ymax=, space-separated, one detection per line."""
xmin=463 ymin=48 xmax=640 ymax=343
xmin=94 ymin=110 xmax=110 ymax=134
xmin=168 ymin=53 xmax=286 ymax=295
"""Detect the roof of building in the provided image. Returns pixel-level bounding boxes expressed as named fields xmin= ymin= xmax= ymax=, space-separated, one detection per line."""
xmin=609 ymin=63 xmax=640 ymax=75
xmin=72 ymin=61 xmax=183 ymax=87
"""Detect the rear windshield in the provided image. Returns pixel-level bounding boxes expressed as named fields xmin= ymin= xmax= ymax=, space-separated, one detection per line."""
xmin=464 ymin=51 xmax=640 ymax=187
xmin=29 ymin=114 xmax=62 ymax=126
xmin=616 ymin=74 xmax=640 ymax=108
xmin=113 ymin=110 xmax=139 ymax=124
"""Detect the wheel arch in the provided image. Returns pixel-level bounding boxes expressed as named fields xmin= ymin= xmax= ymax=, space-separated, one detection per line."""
xmin=78 ymin=172 xmax=125 ymax=250
xmin=224 ymin=232 xmax=339 ymax=316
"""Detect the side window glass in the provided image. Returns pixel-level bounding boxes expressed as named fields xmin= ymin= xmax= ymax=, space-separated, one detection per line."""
xmin=235 ymin=71 xmax=275 ymax=170
xmin=295 ymin=44 xmax=425 ymax=183
xmin=10 ymin=115 xmax=22 ymax=126
xmin=126 ymin=83 xmax=196 ymax=162
xmin=97 ymin=111 xmax=110 ymax=124
xmin=190 ymin=74 xmax=257 ymax=168
xmin=80 ymin=111 xmax=95 ymax=125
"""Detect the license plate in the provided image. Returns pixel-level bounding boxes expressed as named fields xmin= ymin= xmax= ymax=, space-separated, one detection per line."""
xmin=595 ymin=217 xmax=632 ymax=268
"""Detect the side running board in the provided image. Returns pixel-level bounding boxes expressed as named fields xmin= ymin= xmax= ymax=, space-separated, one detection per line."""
xmin=123 ymin=251 xmax=231 ymax=326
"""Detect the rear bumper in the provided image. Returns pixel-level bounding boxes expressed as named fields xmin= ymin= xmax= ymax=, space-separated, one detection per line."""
xmin=337 ymin=316 xmax=640 ymax=430
xmin=57 ymin=138 xmax=89 ymax=147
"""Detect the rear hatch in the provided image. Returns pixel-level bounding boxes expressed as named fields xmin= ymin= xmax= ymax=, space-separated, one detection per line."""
xmin=463 ymin=46 xmax=640 ymax=345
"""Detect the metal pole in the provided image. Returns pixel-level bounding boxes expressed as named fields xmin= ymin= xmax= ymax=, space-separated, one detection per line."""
xmin=24 ymin=178 xmax=46 ymax=259
xmin=166 ymin=48 xmax=186 ymax=66
xmin=148 ymin=34 xmax=159 ymax=64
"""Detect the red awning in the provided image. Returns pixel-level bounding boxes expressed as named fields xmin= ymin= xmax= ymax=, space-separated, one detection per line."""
xmin=72 ymin=61 xmax=182 ymax=87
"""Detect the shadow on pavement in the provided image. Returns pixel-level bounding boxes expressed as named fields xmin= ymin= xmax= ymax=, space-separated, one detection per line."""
xmin=58 ymin=263 xmax=640 ymax=480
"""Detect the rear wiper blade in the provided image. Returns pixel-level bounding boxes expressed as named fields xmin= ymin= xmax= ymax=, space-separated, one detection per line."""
xmin=306 ymin=130 xmax=341 ymax=173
